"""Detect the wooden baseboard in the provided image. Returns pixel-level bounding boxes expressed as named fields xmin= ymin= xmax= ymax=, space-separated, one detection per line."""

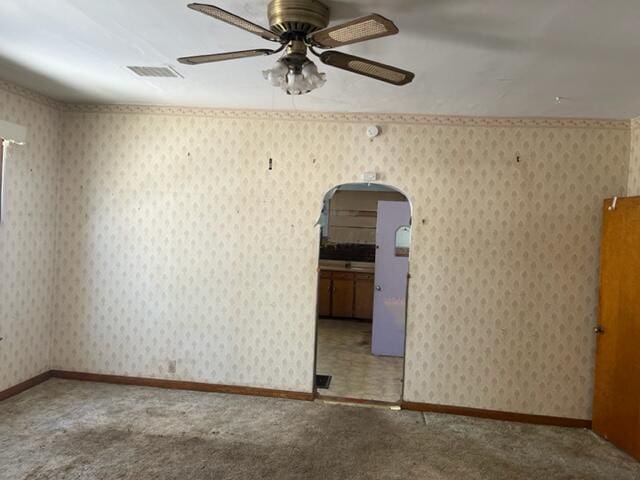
xmin=49 ymin=370 xmax=314 ymax=401
xmin=0 ymin=371 xmax=52 ymax=402
xmin=0 ymin=371 xmax=593 ymax=429
xmin=401 ymin=401 xmax=592 ymax=429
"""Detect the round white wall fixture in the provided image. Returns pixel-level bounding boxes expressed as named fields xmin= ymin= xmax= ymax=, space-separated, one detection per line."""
xmin=366 ymin=125 xmax=381 ymax=139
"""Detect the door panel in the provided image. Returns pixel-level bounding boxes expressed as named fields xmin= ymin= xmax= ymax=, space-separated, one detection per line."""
xmin=354 ymin=273 xmax=374 ymax=320
xmin=332 ymin=274 xmax=355 ymax=318
xmin=372 ymin=201 xmax=410 ymax=357
xmin=318 ymin=274 xmax=332 ymax=318
xmin=593 ymin=196 xmax=640 ymax=460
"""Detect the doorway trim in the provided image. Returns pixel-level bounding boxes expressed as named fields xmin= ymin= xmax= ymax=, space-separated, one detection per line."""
xmin=311 ymin=182 xmax=414 ymax=405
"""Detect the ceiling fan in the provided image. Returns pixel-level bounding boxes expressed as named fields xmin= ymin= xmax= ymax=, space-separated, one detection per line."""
xmin=177 ymin=1 xmax=415 ymax=95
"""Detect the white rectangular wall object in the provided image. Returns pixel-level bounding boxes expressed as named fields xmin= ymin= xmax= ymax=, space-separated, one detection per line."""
xmin=0 ymin=119 xmax=27 ymax=145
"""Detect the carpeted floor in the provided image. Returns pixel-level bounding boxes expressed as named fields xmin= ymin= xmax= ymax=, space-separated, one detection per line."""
xmin=0 ymin=379 xmax=638 ymax=480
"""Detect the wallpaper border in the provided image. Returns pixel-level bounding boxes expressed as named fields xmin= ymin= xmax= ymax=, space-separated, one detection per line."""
xmin=0 ymin=80 xmax=63 ymax=111
xmin=62 ymin=103 xmax=631 ymax=129
xmin=0 ymin=78 xmax=631 ymax=129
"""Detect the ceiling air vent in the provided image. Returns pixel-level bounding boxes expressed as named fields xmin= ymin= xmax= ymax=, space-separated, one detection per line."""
xmin=127 ymin=66 xmax=182 ymax=78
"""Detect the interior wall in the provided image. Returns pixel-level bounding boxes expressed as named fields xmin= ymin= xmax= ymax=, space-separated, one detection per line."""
xmin=0 ymin=83 xmax=61 ymax=392
xmin=50 ymin=105 xmax=629 ymax=419
xmin=629 ymin=119 xmax=640 ymax=196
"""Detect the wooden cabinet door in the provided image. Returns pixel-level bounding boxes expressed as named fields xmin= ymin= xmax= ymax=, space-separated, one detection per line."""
xmin=354 ymin=273 xmax=374 ymax=320
xmin=332 ymin=272 xmax=355 ymax=318
xmin=318 ymin=273 xmax=332 ymax=318
xmin=593 ymin=197 xmax=640 ymax=460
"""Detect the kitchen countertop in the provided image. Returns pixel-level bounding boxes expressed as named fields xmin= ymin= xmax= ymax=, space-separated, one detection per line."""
xmin=318 ymin=260 xmax=375 ymax=273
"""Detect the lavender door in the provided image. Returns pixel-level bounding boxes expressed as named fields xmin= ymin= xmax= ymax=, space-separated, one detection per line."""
xmin=372 ymin=201 xmax=410 ymax=357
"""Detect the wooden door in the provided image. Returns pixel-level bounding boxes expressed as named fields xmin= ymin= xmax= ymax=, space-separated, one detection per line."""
xmin=354 ymin=273 xmax=374 ymax=320
xmin=332 ymin=272 xmax=354 ymax=318
xmin=593 ymin=196 xmax=640 ymax=460
xmin=318 ymin=272 xmax=332 ymax=318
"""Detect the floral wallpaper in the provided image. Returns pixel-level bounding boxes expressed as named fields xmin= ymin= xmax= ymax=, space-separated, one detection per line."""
xmin=51 ymin=104 xmax=629 ymax=420
xmin=0 ymin=82 xmax=61 ymax=393
xmin=629 ymin=118 xmax=640 ymax=196
xmin=0 ymin=78 xmax=635 ymax=419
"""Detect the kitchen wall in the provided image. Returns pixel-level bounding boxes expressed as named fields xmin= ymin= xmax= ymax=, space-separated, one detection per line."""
xmin=327 ymin=189 xmax=406 ymax=244
xmin=50 ymin=105 xmax=629 ymax=420
xmin=0 ymin=82 xmax=61 ymax=392
xmin=630 ymin=118 xmax=640 ymax=196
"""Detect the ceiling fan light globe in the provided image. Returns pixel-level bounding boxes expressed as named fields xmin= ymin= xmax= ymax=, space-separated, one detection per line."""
xmin=266 ymin=70 xmax=284 ymax=87
xmin=297 ymin=76 xmax=312 ymax=91
xmin=302 ymin=61 xmax=319 ymax=77
xmin=286 ymin=71 xmax=296 ymax=85
xmin=309 ymin=72 xmax=327 ymax=89
xmin=300 ymin=60 xmax=327 ymax=91
xmin=263 ymin=59 xmax=290 ymax=87
xmin=272 ymin=60 xmax=289 ymax=76
xmin=284 ymin=71 xmax=312 ymax=95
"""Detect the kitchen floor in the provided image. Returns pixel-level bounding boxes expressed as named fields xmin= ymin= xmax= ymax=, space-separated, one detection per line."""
xmin=316 ymin=318 xmax=404 ymax=402
xmin=2 ymin=379 xmax=638 ymax=480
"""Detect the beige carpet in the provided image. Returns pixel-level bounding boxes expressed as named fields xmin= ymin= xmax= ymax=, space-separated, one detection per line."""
xmin=0 ymin=379 xmax=638 ymax=480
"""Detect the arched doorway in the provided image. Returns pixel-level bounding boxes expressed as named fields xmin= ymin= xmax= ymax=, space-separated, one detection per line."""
xmin=313 ymin=183 xmax=412 ymax=404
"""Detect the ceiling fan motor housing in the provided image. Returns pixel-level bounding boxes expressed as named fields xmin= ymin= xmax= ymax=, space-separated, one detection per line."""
xmin=268 ymin=0 xmax=330 ymax=37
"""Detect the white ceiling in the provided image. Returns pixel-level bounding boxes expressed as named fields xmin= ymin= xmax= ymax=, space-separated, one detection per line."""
xmin=1 ymin=0 xmax=639 ymax=118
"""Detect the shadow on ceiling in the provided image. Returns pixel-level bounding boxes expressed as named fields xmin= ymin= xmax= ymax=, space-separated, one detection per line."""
xmin=0 ymin=53 xmax=80 ymax=102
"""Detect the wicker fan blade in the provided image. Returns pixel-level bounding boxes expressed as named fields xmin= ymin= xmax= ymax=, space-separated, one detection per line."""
xmin=188 ymin=3 xmax=281 ymax=42
xmin=178 ymin=49 xmax=276 ymax=65
xmin=310 ymin=14 xmax=398 ymax=49
xmin=319 ymin=51 xmax=414 ymax=86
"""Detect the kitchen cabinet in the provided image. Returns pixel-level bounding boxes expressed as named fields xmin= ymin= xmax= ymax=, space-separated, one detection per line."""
xmin=354 ymin=273 xmax=374 ymax=319
xmin=318 ymin=272 xmax=332 ymax=317
xmin=317 ymin=270 xmax=374 ymax=320
xmin=331 ymin=272 xmax=355 ymax=318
